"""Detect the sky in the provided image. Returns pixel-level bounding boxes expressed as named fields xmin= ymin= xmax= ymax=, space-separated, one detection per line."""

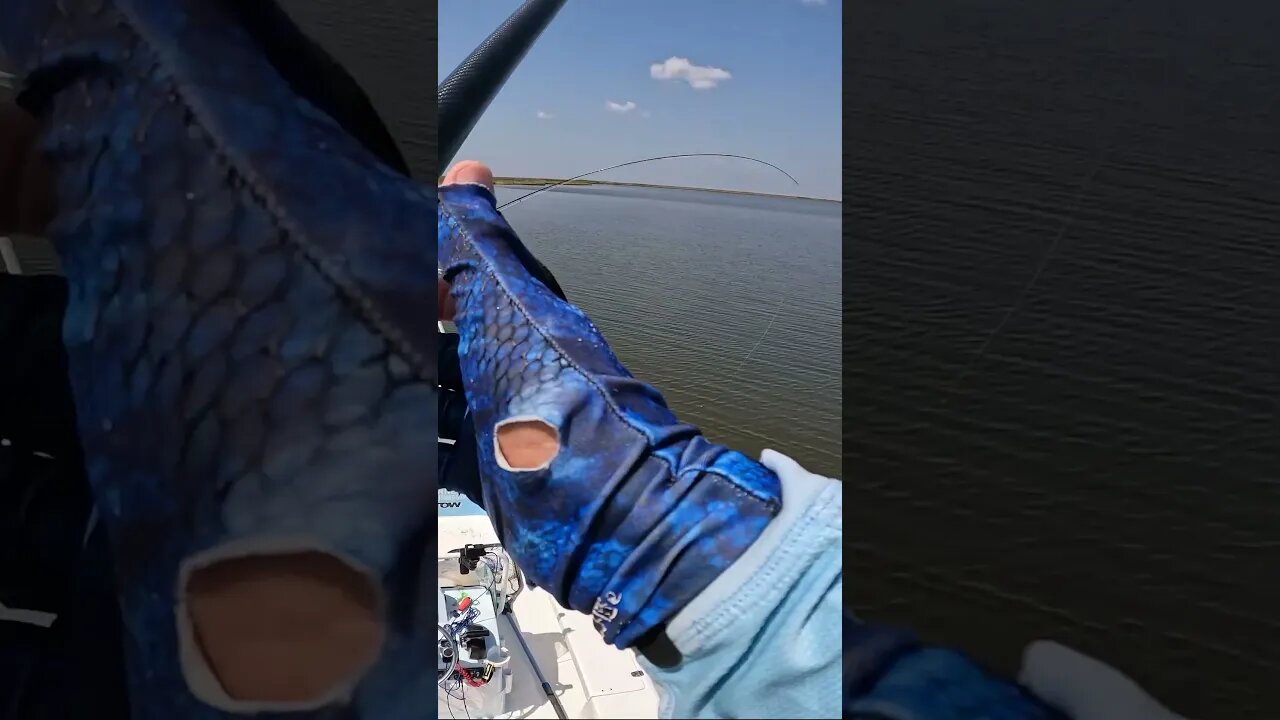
xmin=439 ymin=0 xmax=842 ymax=200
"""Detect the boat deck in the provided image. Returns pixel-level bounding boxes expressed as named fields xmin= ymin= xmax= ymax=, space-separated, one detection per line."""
xmin=439 ymin=494 xmax=662 ymax=719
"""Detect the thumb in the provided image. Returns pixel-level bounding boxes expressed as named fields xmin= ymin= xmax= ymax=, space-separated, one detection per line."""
xmin=1019 ymin=641 xmax=1188 ymax=720
xmin=441 ymin=160 xmax=494 ymax=193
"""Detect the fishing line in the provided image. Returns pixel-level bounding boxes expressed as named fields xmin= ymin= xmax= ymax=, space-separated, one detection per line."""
xmin=732 ymin=307 xmax=782 ymax=377
xmin=495 ymin=153 xmax=800 ymax=210
xmin=491 ymin=153 xmax=800 ymax=376
xmin=948 ymin=146 xmax=1109 ymax=391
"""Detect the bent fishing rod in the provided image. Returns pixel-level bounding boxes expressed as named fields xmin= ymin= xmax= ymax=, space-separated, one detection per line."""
xmin=438 ymin=0 xmax=797 ymax=193
xmin=438 ymin=0 xmax=797 ymax=304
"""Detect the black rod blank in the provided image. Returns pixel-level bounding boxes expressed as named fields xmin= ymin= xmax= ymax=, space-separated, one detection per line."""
xmin=438 ymin=0 xmax=568 ymax=170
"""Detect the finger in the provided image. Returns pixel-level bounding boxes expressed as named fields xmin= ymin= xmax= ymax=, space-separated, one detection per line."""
xmin=438 ymin=161 xmax=491 ymax=325
xmin=441 ymin=160 xmax=494 ymax=193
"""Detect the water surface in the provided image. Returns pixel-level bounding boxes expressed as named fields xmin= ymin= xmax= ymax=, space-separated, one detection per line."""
xmin=851 ymin=1 xmax=1280 ymax=716
xmin=498 ymin=185 xmax=843 ymax=478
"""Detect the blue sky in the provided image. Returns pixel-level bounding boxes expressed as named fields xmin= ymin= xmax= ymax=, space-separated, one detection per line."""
xmin=439 ymin=0 xmax=842 ymax=200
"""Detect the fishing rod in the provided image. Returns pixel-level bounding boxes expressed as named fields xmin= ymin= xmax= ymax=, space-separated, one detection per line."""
xmin=438 ymin=0 xmax=568 ymax=169
xmin=436 ymin=0 xmax=796 ymax=310
xmin=438 ymin=0 xmax=799 ymax=203
xmin=497 ymin=153 xmax=799 ymax=210
xmin=508 ymin=613 xmax=570 ymax=720
xmin=438 ymin=0 xmax=569 ymax=300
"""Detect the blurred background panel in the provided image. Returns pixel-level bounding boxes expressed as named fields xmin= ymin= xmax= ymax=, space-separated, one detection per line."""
xmin=848 ymin=2 xmax=1280 ymax=717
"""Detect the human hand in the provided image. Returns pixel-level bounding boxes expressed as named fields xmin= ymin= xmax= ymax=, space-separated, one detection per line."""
xmin=438 ymin=161 xmax=782 ymax=649
xmin=435 ymin=162 xmax=495 ymax=506
xmin=436 ymin=161 xmax=492 ymax=322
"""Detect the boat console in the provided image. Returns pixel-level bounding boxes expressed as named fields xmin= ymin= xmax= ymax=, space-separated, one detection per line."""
xmin=437 ymin=541 xmax=517 ymax=716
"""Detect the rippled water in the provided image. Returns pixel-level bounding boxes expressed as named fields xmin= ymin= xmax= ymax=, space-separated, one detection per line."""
xmin=852 ymin=2 xmax=1280 ymax=717
xmin=498 ymin=185 xmax=843 ymax=478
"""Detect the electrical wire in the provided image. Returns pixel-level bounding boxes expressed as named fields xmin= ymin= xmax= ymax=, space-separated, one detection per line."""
xmin=438 ymin=546 xmax=525 ymax=715
xmin=459 ymin=667 xmax=487 ymax=688
xmin=505 ymin=560 xmax=524 ymax=610
xmin=438 ymin=623 xmax=460 ymax=688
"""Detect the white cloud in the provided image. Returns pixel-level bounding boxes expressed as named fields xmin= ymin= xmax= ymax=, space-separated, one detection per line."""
xmin=605 ymin=100 xmax=637 ymax=114
xmin=536 ymin=110 xmax=555 ymax=119
xmin=650 ymin=57 xmax=732 ymax=90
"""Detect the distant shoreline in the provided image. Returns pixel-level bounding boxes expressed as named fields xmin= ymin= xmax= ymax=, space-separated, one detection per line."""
xmin=489 ymin=176 xmax=840 ymax=203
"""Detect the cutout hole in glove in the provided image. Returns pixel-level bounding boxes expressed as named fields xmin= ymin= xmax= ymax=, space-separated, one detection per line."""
xmin=181 ymin=549 xmax=384 ymax=710
xmin=495 ymin=416 xmax=560 ymax=472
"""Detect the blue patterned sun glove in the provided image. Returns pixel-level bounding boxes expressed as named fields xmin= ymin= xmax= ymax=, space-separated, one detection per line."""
xmin=845 ymin=616 xmax=1173 ymax=719
xmin=845 ymin=614 xmax=1066 ymax=720
xmin=2 ymin=0 xmax=436 ymax=716
xmin=437 ymin=182 xmax=783 ymax=648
